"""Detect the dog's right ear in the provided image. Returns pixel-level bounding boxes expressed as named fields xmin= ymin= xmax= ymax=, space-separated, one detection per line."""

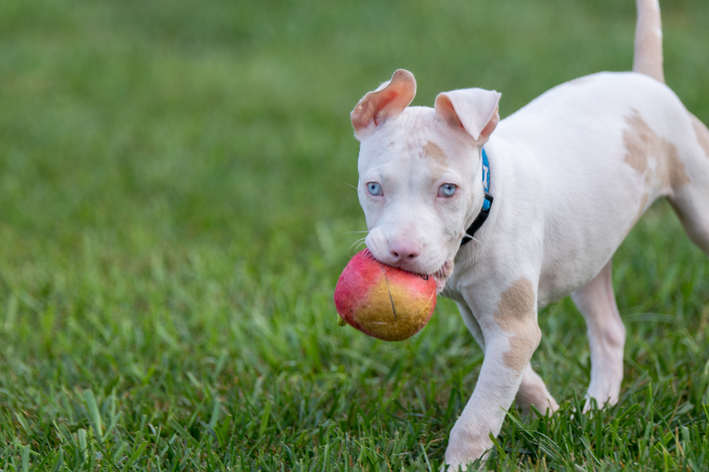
xmin=435 ymin=88 xmax=501 ymax=143
xmin=351 ymin=69 xmax=417 ymax=139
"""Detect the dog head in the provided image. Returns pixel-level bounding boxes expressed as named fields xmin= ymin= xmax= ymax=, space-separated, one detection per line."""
xmin=351 ymin=69 xmax=500 ymax=292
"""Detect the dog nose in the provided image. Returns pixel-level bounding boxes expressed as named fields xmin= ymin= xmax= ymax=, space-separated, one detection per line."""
xmin=389 ymin=240 xmax=420 ymax=264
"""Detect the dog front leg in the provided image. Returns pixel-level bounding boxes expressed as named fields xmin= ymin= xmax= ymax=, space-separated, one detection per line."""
xmin=445 ymin=279 xmax=541 ymax=469
xmin=457 ymin=300 xmax=557 ymax=417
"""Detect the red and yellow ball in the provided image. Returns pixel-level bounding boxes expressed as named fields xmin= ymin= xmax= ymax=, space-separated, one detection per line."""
xmin=334 ymin=249 xmax=437 ymax=341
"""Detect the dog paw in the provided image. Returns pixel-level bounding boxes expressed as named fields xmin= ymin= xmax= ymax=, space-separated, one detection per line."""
xmin=582 ymin=393 xmax=616 ymax=413
xmin=442 ymin=455 xmax=487 ymax=471
xmin=444 ymin=428 xmax=491 ymax=471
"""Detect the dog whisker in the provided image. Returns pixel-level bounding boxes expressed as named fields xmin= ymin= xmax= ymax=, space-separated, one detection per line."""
xmin=462 ymin=234 xmax=481 ymax=244
xmin=348 ymin=238 xmax=366 ymax=252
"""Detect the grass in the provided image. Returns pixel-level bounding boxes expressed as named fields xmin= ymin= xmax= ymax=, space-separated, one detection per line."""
xmin=0 ymin=0 xmax=708 ymax=469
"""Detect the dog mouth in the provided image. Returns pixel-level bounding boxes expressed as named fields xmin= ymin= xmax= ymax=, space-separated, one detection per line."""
xmin=431 ymin=260 xmax=454 ymax=293
xmin=394 ymin=259 xmax=453 ymax=294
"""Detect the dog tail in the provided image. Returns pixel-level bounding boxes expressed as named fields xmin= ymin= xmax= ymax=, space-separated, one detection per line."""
xmin=633 ymin=0 xmax=665 ymax=83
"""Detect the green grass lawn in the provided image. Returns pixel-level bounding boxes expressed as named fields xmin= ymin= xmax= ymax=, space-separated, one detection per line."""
xmin=1 ymin=0 xmax=709 ymax=469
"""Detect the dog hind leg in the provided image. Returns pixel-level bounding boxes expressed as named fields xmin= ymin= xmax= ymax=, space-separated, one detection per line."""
xmin=515 ymin=364 xmax=559 ymax=416
xmin=667 ymin=114 xmax=709 ymax=255
xmin=571 ymin=259 xmax=626 ymax=412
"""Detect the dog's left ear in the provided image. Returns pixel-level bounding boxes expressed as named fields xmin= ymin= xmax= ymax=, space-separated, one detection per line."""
xmin=435 ymin=88 xmax=501 ymax=143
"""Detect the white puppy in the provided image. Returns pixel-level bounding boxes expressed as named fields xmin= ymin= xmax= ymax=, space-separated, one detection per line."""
xmin=349 ymin=0 xmax=709 ymax=468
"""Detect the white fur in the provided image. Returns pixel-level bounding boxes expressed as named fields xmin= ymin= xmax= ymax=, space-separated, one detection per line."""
xmin=349 ymin=1 xmax=709 ymax=469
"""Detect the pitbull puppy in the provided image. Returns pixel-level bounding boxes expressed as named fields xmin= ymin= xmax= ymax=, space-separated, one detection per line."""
xmin=349 ymin=0 xmax=709 ymax=468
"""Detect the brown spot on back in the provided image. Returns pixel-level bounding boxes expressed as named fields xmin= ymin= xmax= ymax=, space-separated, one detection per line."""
xmin=623 ymin=110 xmax=690 ymax=189
xmin=623 ymin=112 xmax=651 ymax=173
xmin=690 ymin=113 xmax=709 ymax=159
xmin=423 ymin=141 xmax=448 ymax=166
xmin=664 ymin=145 xmax=690 ymax=188
xmin=494 ymin=278 xmax=541 ymax=373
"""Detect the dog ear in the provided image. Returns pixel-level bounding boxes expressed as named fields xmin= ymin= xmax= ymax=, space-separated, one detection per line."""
xmin=434 ymin=89 xmax=501 ymax=142
xmin=351 ymin=69 xmax=417 ymax=138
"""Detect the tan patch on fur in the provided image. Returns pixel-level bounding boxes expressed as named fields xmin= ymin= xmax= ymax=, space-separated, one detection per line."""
xmin=423 ymin=141 xmax=448 ymax=166
xmin=494 ymin=278 xmax=541 ymax=373
xmin=623 ymin=113 xmax=650 ymax=173
xmin=662 ymin=144 xmax=691 ymax=187
xmin=690 ymin=113 xmax=709 ymax=159
xmin=623 ymin=110 xmax=690 ymax=189
xmin=505 ymin=335 xmax=537 ymax=373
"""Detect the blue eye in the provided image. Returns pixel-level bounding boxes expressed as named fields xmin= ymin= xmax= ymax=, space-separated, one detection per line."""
xmin=438 ymin=184 xmax=457 ymax=198
xmin=367 ymin=182 xmax=382 ymax=196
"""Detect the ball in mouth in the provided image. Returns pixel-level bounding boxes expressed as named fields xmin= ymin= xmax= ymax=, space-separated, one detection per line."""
xmin=334 ymin=249 xmax=437 ymax=341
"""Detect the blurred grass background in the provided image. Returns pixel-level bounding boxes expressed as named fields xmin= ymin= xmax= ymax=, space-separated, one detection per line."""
xmin=0 ymin=0 xmax=708 ymax=469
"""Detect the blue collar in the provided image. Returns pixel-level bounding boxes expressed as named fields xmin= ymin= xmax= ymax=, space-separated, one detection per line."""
xmin=461 ymin=147 xmax=494 ymax=246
